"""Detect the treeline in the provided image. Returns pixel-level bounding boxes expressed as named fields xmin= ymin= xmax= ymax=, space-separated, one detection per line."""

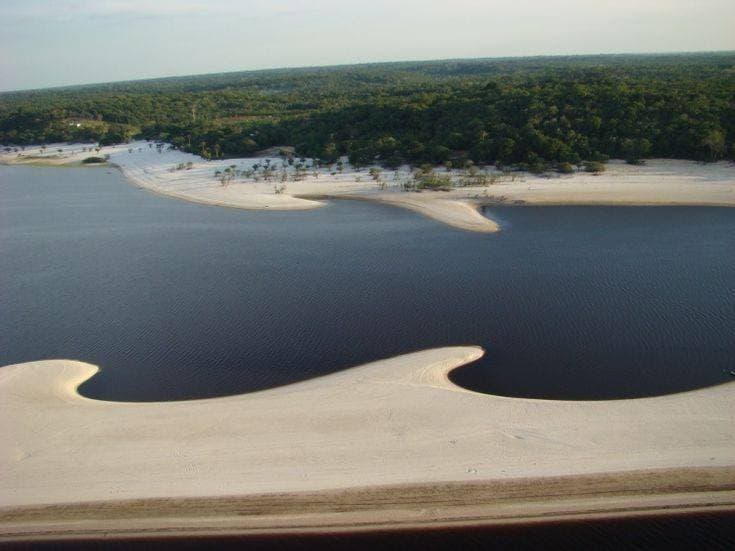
xmin=1 ymin=53 xmax=734 ymax=169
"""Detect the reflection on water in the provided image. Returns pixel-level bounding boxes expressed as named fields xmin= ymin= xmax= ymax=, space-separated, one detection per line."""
xmin=1 ymin=166 xmax=734 ymax=401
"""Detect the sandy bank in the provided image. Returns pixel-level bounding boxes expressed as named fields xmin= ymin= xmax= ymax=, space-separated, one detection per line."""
xmin=475 ymin=159 xmax=735 ymax=207
xmin=1 ymin=143 xmax=496 ymax=232
xmin=1 ymin=348 xmax=734 ymax=539
xmin=313 ymin=193 xmax=500 ymax=233
xmin=4 ymin=142 xmax=733 ymax=233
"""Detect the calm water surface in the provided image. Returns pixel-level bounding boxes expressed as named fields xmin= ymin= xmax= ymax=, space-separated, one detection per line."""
xmin=1 ymin=165 xmax=733 ymax=401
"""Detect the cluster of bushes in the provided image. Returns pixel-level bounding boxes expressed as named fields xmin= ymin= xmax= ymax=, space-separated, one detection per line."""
xmin=81 ymin=156 xmax=106 ymax=164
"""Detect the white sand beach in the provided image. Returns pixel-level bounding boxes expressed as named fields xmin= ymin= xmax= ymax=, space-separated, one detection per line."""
xmin=1 ymin=348 xmax=734 ymax=539
xmin=3 ymin=142 xmax=734 ymax=232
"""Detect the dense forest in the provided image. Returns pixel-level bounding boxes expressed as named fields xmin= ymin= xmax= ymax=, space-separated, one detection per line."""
xmin=1 ymin=53 xmax=734 ymax=171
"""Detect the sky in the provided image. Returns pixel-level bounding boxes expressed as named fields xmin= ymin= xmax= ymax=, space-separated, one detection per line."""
xmin=1 ymin=0 xmax=734 ymax=91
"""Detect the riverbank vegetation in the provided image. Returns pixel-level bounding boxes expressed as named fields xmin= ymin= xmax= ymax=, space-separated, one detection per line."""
xmin=1 ymin=53 xmax=733 ymax=172
xmin=81 ymin=156 xmax=107 ymax=164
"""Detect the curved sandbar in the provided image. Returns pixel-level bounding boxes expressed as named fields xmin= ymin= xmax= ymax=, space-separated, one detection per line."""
xmin=4 ymin=142 xmax=735 ymax=233
xmin=2 ymin=347 xmax=734 ymax=539
xmin=117 ymin=160 xmax=325 ymax=211
xmin=113 ymin=156 xmax=500 ymax=232
xmin=307 ymin=193 xmax=500 ymax=233
xmin=0 ymin=143 xmax=498 ymax=232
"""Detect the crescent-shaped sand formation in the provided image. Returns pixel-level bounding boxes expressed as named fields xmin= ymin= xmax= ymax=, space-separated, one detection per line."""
xmin=1 ymin=347 xmax=735 ymax=539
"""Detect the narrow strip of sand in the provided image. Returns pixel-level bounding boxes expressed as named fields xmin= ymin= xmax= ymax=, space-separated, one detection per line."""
xmin=3 ymin=142 xmax=733 ymax=233
xmin=309 ymin=193 xmax=500 ymax=233
xmin=3 ymin=468 xmax=734 ymax=541
xmin=2 ymin=348 xmax=734 ymax=540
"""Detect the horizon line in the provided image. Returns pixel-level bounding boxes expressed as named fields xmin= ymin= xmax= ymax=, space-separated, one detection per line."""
xmin=2 ymin=48 xmax=734 ymax=95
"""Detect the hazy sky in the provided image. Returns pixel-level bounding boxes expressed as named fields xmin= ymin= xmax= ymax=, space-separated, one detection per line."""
xmin=1 ymin=0 xmax=734 ymax=91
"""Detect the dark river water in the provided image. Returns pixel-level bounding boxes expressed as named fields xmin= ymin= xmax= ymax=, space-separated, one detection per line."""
xmin=22 ymin=512 xmax=735 ymax=550
xmin=1 ymin=165 xmax=733 ymax=401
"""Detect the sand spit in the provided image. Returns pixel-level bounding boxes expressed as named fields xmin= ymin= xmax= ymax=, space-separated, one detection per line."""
xmin=3 ymin=142 xmax=733 ymax=232
xmin=1 ymin=348 xmax=734 ymax=539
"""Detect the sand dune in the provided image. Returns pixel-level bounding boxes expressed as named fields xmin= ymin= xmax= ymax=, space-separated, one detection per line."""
xmin=1 ymin=348 xmax=734 ymax=539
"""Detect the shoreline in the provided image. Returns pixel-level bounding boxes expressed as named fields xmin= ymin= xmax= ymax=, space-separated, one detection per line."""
xmin=3 ymin=468 xmax=734 ymax=541
xmin=2 ymin=348 xmax=734 ymax=540
xmin=112 ymin=162 xmax=326 ymax=212
xmin=113 ymin=159 xmax=500 ymax=232
xmin=3 ymin=141 xmax=734 ymax=233
xmin=299 ymin=192 xmax=501 ymax=233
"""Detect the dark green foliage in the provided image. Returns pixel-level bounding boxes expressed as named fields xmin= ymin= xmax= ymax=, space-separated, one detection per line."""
xmin=557 ymin=162 xmax=576 ymax=174
xmin=412 ymin=165 xmax=453 ymax=190
xmin=584 ymin=161 xmax=606 ymax=173
xmin=1 ymin=53 xmax=734 ymax=169
xmin=81 ymin=156 xmax=106 ymax=164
